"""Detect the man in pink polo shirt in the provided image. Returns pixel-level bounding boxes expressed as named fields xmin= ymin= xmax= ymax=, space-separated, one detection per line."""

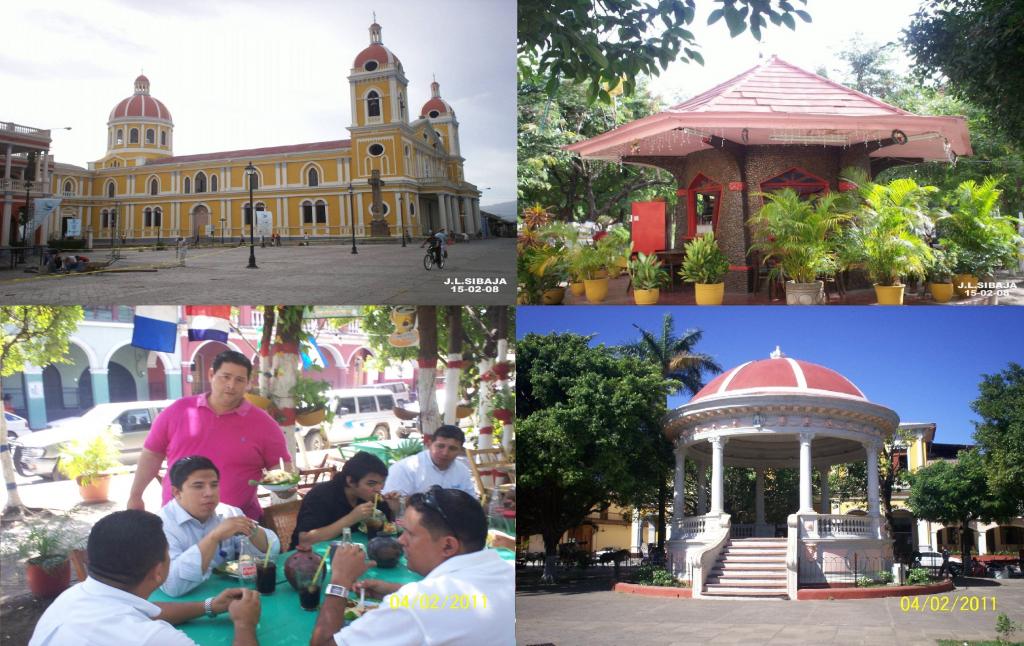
xmin=127 ymin=350 xmax=292 ymax=520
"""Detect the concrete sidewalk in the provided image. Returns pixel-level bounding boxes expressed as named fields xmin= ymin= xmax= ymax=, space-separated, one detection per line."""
xmin=516 ymin=578 xmax=1024 ymax=645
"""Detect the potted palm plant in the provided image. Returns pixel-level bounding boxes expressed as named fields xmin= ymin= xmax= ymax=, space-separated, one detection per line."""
xmin=679 ymin=232 xmax=730 ymax=305
xmin=926 ymin=247 xmax=955 ymax=303
xmin=571 ymin=244 xmax=610 ymax=303
xmin=850 ymin=178 xmax=936 ymax=305
xmin=5 ymin=518 xmax=82 ymax=599
xmin=57 ymin=428 xmax=122 ymax=503
xmin=627 ymin=252 xmax=669 ymax=305
xmin=748 ymin=188 xmax=848 ymax=305
xmin=292 ymin=375 xmax=334 ymax=427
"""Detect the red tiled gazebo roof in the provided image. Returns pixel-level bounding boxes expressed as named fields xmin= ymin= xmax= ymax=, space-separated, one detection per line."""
xmin=567 ymin=56 xmax=971 ymax=163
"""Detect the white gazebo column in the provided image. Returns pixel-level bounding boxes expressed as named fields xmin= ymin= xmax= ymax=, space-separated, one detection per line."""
xmin=696 ymin=461 xmax=707 ymax=515
xmin=709 ymin=436 xmax=727 ymax=514
xmin=755 ymin=468 xmax=765 ymax=526
xmin=672 ymin=442 xmax=687 ymax=534
xmin=798 ymin=432 xmax=815 ymax=513
xmin=865 ymin=440 xmax=880 ymax=517
xmin=819 ymin=468 xmax=831 ymax=514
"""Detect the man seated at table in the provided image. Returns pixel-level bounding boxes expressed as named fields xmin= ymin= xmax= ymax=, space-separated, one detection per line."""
xmin=381 ymin=425 xmax=477 ymax=511
xmin=290 ymin=451 xmax=396 ymax=550
xmin=158 ymin=455 xmax=281 ymax=597
xmin=309 ymin=486 xmax=514 ymax=646
xmin=29 ymin=510 xmax=262 ymax=646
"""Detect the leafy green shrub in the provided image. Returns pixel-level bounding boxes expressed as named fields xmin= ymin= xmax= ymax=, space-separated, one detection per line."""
xmin=906 ymin=567 xmax=931 ymax=585
xmin=680 ymin=232 xmax=730 ymax=284
xmin=634 ymin=564 xmax=680 ymax=587
xmin=856 ymin=575 xmax=873 ymax=587
xmin=651 ymin=569 xmax=676 ymax=587
xmin=877 ymin=570 xmax=894 ymax=584
xmin=996 ymin=612 xmax=1018 ymax=643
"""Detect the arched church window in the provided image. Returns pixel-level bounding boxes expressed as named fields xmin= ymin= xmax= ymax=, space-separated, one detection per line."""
xmin=130 ymin=128 xmax=139 ymax=144
xmin=64 ymin=180 xmax=74 ymax=195
xmin=302 ymin=201 xmax=313 ymax=225
xmin=368 ymin=143 xmax=384 ymax=157
xmin=210 ymin=174 xmax=218 ymax=192
xmin=149 ymin=178 xmax=159 ymax=196
xmin=161 ymin=131 xmax=167 ymax=146
xmin=195 ymin=172 xmax=207 ymax=193
xmin=116 ymin=129 xmax=124 ymax=145
xmin=146 ymin=129 xmax=155 ymax=144
xmin=367 ymin=91 xmax=381 ymax=118
xmin=308 ymin=167 xmax=319 ymax=187
xmin=183 ymin=177 xmax=191 ymax=194
xmin=144 ymin=207 xmax=153 ymax=227
xmin=154 ymin=207 xmax=162 ymax=227
xmin=107 ymin=182 xmax=116 ymax=198
xmin=315 ymin=200 xmax=327 ymax=224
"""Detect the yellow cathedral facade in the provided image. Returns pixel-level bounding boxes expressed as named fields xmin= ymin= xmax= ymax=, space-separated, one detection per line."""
xmin=40 ymin=21 xmax=482 ymax=245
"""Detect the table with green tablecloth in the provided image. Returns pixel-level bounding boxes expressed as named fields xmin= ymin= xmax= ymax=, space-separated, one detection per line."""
xmin=148 ymin=531 xmax=513 ymax=645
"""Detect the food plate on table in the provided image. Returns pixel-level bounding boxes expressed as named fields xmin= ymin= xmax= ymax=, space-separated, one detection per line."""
xmin=343 ymin=598 xmax=380 ymax=622
xmin=356 ymin=520 xmax=399 ymax=535
xmin=214 ymin=560 xmax=241 ymax=578
xmin=249 ymin=468 xmax=300 ymax=492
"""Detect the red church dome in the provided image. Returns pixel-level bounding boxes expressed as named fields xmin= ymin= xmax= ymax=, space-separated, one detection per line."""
xmin=354 ymin=22 xmax=401 ymax=71
xmin=109 ymin=75 xmax=172 ymax=123
xmin=690 ymin=347 xmax=866 ymax=403
xmin=420 ymin=80 xmax=453 ymax=119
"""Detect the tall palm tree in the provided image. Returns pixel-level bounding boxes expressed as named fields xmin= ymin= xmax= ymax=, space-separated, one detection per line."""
xmin=619 ymin=314 xmax=722 ymax=549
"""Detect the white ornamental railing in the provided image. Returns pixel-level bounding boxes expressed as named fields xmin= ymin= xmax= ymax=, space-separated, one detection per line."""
xmin=677 ymin=517 xmax=706 ymax=537
xmin=800 ymin=514 xmax=880 ymax=539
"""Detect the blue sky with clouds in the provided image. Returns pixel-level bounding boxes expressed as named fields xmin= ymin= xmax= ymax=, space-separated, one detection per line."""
xmin=518 ymin=306 xmax=1024 ymax=446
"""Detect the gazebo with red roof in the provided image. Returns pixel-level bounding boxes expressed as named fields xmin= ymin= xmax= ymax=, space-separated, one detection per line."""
xmin=566 ymin=56 xmax=972 ymax=292
xmin=661 ymin=347 xmax=900 ymax=599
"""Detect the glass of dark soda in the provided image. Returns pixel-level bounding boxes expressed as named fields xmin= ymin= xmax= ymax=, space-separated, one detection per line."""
xmin=255 ymin=561 xmax=276 ymax=594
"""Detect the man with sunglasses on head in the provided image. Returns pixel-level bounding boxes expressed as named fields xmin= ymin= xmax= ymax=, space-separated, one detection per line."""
xmin=309 ymin=486 xmax=514 ymax=646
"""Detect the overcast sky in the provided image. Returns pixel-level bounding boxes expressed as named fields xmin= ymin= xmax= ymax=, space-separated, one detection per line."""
xmin=2 ymin=0 xmax=516 ymax=206
xmin=645 ymin=0 xmax=924 ymax=105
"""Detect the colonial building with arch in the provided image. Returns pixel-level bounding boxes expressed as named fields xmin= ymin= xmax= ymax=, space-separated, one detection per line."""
xmin=10 ymin=21 xmax=481 ymax=248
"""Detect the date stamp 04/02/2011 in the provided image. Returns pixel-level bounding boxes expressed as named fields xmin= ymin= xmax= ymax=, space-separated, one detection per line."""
xmin=900 ymin=595 xmax=999 ymax=613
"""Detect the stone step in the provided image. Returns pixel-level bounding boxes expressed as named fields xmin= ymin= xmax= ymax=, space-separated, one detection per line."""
xmin=707 ymin=577 xmax=786 ymax=587
xmin=713 ymin=563 xmax=787 ymax=572
xmin=730 ymin=538 xmax=786 ymax=543
xmin=709 ymin=569 xmax=786 ymax=579
xmin=702 ymin=587 xmax=789 ymax=598
xmin=722 ymin=547 xmax=787 ymax=556
xmin=716 ymin=555 xmax=786 ymax=563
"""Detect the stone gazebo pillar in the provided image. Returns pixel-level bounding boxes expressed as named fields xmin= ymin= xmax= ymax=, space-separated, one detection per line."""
xmin=709 ymin=436 xmax=727 ymax=514
xmin=798 ymin=432 xmax=815 ymax=513
xmin=671 ymin=441 xmax=687 ymax=539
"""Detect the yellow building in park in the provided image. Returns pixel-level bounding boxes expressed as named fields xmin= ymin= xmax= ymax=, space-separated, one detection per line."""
xmin=37 ymin=22 xmax=482 ymax=245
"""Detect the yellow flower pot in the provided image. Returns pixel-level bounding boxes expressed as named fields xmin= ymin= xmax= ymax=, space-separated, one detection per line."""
xmin=694 ymin=282 xmax=725 ymax=305
xmin=295 ymin=407 xmax=326 ymax=427
xmin=874 ymin=284 xmax=905 ymax=305
xmin=954 ymin=273 xmax=977 ymax=297
xmin=583 ymin=277 xmax=609 ymax=303
xmin=569 ymin=281 xmax=585 ymax=296
xmin=541 ymin=287 xmax=566 ymax=305
xmin=633 ymin=288 xmax=660 ymax=305
xmin=929 ymin=282 xmax=954 ymax=303
xmin=595 ymin=268 xmax=609 ymax=279
xmin=245 ymin=392 xmax=272 ymax=410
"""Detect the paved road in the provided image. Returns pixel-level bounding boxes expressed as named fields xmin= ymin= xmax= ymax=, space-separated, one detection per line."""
xmin=0 ymin=238 xmax=514 ymax=304
xmin=516 ymin=578 xmax=1024 ymax=645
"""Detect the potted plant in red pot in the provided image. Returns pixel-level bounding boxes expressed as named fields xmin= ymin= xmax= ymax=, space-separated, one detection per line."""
xmin=57 ymin=428 xmax=122 ymax=503
xmin=491 ymin=388 xmax=515 ymax=424
xmin=7 ymin=518 xmax=82 ymax=599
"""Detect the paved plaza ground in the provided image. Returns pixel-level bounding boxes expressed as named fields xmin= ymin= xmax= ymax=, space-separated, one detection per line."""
xmin=0 ymin=237 xmax=515 ymax=304
xmin=516 ymin=569 xmax=1024 ymax=645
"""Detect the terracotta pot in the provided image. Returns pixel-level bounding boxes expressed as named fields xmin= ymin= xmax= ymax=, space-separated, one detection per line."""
xmin=541 ymin=287 xmax=565 ymax=305
xmin=953 ymin=273 xmax=977 ymax=297
xmin=245 ymin=392 xmax=272 ymax=409
xmin=694 ymin=282 xmax=724 ymax=306
xmin=492 ymin=408 xmax=514 ymax=424
xmin=929 ymin=282 xmax=954 ymax=303
xmin=77 ymin=474 xmax=112 ymax=504
xmin=583 ymin=277 xmax=609 ymax=303
xmin=455 ymin=405 xmax=474 ymax=419
xmin=569 ymin=281 xmax=585 ymax=296
xmin=785 ymin=280 xmax=825 ymax=305
xmin=284 ymin=549 xmax=323 ymax=592
xmin=295 ymin=407 xmax=326 ymax=427
xmin=633 ymin=288 xmax=660 ymax=305
xmin=26 ymin=558 xmax=71 ymax=599
xmin=874 ymin=284 xmax=905 ymax=305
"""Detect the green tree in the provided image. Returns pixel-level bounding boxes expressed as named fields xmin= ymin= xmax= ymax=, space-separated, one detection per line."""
xmin=971 ymin=363 xmax=1024 ymax=516
xmin=518 ymin=0 xmax=811 ymax=101
xmin=907 ymin=448 xmax=1015 ymax=570
xmin=617 ymin=315 xmax=721 ymax=549
xmin=517 ymin=333 xmax=678 ymax=581
xmin=904 ymin=0 xmax=1024 ymax=148
xmin=518 ymin=65 xmax=675 ymax=221
xmin=1 ymin=306 xmax=84 ymax=517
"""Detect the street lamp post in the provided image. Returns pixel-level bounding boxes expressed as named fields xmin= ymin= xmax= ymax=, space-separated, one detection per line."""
xmin=110 ymin=200 xmax=119 ymax=260
xmin=245 ymin=162 xmax=258 ymax=269
xmin=220 ymin=216 xmax=226 ymax=245
xmin=398 ymin=193 xmax=407 ymax=247
xmin=347 ymin=182 xmax=357 ymax=255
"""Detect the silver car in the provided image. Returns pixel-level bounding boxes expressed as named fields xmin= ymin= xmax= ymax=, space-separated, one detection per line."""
xmin=4 ymin=411 xmax=30 ymax=441
xmin=12 ymin=400 xmax=174 ymax=479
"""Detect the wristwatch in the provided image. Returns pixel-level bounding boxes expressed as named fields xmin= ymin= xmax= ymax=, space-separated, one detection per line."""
xmin=204 ymin=596 xmax=217 ymax=618
xmin=324 ymin=584 xmax=348 ymax=600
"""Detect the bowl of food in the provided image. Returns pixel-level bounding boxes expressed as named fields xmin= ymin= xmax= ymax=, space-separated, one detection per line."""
xmin=343 ymin=598 xmax=380 ymax=622
xmin=251 ymin=468 xmax=300 ymax=492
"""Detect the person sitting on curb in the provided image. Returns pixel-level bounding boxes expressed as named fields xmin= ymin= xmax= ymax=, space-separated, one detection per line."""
xmin=157 ymin=455 xmax=280 ymax=596
xmin=309 ymin=487 xmax=514 ymax=645
xmin=29 ymin=509 xmax=262 ymax=646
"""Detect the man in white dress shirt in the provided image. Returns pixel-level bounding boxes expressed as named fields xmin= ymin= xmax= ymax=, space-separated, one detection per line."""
xmin=382 ymin=426 xmax=477 ymax=507
xmin=309 ymin=487 xmax=514 ymax=646
xmin=29 ymin=509 xmax=262 ymax=646
xmin=158 ymin=455 xmax=280 ymax=597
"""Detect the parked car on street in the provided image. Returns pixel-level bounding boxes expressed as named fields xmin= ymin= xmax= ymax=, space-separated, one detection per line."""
xmin=914 ymin=551 xmax=963 ymax=577
xmin=298 ymin=388 xmax=403 ymax=450
xmin=11 ymin=400 xmax=174 ymax=479
xmin=372 ymin=381 xmax=413 ymax=404
xmin=4 ymin=412 xmax=31 ymax=441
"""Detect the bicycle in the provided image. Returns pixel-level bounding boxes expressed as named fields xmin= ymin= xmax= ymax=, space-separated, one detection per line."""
xmin=423 ymin=242 xmax=446 ymax=270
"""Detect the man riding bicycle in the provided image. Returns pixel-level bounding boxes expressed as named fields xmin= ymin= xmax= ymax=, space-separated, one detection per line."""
xmin=422 ymin=228 xmax=448 ymax=265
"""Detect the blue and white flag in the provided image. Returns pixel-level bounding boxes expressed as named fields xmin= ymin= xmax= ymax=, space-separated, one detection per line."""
xmin=131 ymin=306 xmax=179 ymax=353
xmin=300 ymin=332 xmax=329 ymax=370
xmin=27 ymin=198 xmax=62 ymax=234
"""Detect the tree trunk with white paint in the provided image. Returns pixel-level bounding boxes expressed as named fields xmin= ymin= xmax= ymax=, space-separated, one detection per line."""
xmin=0 ymin=384 xmax=25 ymax=512
xmin=443 ymin=306 xmax=463 ymax=425
xmin=416 ymin=306 xmax=440 ymax=439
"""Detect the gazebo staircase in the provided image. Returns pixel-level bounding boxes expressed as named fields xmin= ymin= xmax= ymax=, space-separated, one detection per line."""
xmin=703 ymin=537 xmax=788 ymax=598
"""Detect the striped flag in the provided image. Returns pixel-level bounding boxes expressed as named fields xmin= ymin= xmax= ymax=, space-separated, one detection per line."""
xmin=131 ymin=306 xmax=179 ymax=352
xmin=300 ymin=332 xmax=329 ymax=370
xmin=185 ymin=306 xmax=231 ymax=343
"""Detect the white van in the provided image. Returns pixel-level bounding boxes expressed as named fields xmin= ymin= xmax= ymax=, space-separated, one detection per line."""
xmin=299 ymin=388 xmax=403 ymax=450
xmin=372 ymin=381 xmax=412 ymax=404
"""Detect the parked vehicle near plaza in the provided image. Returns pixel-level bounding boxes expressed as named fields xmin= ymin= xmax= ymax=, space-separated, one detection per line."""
xmin=5 ymin=411 xmax=31 ymax=441
xmin=11 ymin=400 xmax=174 ymax=479
xmin=373 ymin=381 xmax=413 ymax=404
xmin=298 ymin=388 xmax=402 ymax=450
xmin=913 ymin=551 xmax=963 ymax=577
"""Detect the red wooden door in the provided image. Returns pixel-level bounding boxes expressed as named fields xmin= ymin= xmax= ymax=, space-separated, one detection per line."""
xmin=630 ymin=201 xmax=666 ymax=255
